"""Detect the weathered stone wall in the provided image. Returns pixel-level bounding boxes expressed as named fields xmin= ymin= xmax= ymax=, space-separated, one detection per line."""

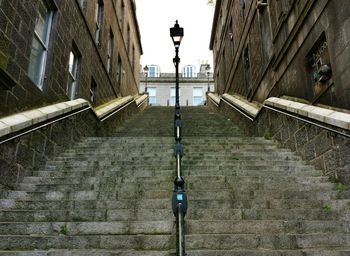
xmin=0 ymin=101 xmax=140 ymax=189
xmin=208 ymin=100 xmax=350 ymax=185
xmin=0 ymin=0 xmax=141 ymax=116
xmin=211 ymin=0 xmax=350 ymax=110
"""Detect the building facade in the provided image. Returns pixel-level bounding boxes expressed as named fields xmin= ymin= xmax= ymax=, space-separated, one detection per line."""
xmin=140 ymin=64 xmax=214 ymax=106
xmin=0 ymin=0 xmax=142 ymax=116
xmin=210 ymin=0 xmax=350 ymax=110
xmin=209 ymin=0 xmax=350 ymax=183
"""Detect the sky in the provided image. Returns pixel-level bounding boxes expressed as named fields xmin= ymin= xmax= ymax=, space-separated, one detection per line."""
xmin=135 ymin=0 xmax=215 ymax=73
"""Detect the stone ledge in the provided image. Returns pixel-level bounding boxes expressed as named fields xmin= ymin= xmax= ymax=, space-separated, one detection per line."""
xmin=208 ymin=93 xmax=221 ymax=106
xmin=265 ymin=97 xmax=350 ymax=130
xmin=0 ymin=95 xmax=141 ymax=140
xmin=94 ymin=96 xmax=134 ymax=119
xmin=0 ymin=99 xmax=89 ymax=138
xmin=222 ymin=93 xmax=261 ymax=118
xmin=134 ymin=94 xmax=148 ymax=107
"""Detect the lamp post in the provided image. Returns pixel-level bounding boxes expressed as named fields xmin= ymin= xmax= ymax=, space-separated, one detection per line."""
xmin=143 ymin=65 xmax=149 ymax=93
xmin=206 ymin=64 xmax=210 ymax=92
xmin=170 ymin=20 xmax=187 ymax=256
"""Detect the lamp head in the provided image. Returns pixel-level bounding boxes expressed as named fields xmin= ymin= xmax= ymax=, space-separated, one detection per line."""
xmin=170 ymin=20 xmax=184 ymax=48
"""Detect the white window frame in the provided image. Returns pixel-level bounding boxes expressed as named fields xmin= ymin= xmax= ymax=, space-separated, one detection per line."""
xmin=95 ymin=1 xmax=103 ymax=45
xmin=28 ymin=1 xmax=53 ymax=89
xmin=107 ymin=30 xmax=113 ymax=73
xmin=193 ymin=87 xmax=203 ymax=106
xmin=67 ymin=50 xmax=79 ymax=100
xmin=148 ymin=87 xmax=157 ymax=105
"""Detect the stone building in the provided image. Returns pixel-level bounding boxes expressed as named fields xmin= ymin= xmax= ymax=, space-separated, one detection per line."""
xmin=209 ymin=0 xmax=350 ymax=183
xmin=139 ymin=64 xmax=215 ymax=106
xmin=0 ymin=0 xmax=146 ymax=187
xmin=0 ymin=0 xmax=142 ymax=115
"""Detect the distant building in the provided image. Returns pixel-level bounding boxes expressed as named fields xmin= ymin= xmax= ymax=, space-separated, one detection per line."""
xmin=140 ymin=64 xmax=214 ymax=106
xmin=0 ymin=0 xmax=142 ymax=116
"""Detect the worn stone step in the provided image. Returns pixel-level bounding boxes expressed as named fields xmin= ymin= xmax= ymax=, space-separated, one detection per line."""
xmin=0 ymin=233 xmax=349 ymax=250
xmin=1 ymin=220 xmax=349 ymax=236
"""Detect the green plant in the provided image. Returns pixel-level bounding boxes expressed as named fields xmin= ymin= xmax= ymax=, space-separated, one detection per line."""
xmin=336 ymin=182 xmax=345 ymax=193
xmin=60 ymin=224 xmax=68 ymax=235
xmin=323 ymin=204 xmax=332 ymax=212
xmin=232 ymin=156 xmax=240 ymax=161
xmin=263 ymin=129 xmax=271 ymax=140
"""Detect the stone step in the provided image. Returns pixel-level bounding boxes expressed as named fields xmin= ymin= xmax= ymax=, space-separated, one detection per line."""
xmin=1 ymin=220 xmax=349 ymax=236
xmin=0 ymin=233 xmax=349 ymax=250
xmin=0 ymin=207 xmax=348 ymax=222
xmin=17 ymin=176 xmax=333 ymax=192
xmin=2 ymin=249 xmax=350 ymax=256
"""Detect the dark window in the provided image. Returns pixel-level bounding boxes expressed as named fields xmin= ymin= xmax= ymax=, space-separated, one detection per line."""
xmin=306 ymin=33 xmax=332 ymax=101
xmin=90 ymin=78 xmax=97 ymax=104
xmin=107 ymin=29 xmax=114 ymax=73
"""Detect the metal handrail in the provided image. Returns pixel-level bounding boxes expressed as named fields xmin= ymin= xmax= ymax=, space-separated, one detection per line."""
xmin=220 ymin=95 xmax=350 ymax=138
xmin=0 ymin=106 xmax=90 ymax=145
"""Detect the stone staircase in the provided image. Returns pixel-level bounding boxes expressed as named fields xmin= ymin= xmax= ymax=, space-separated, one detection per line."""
xmin=0 ymin=106 xmax=349 ymax=255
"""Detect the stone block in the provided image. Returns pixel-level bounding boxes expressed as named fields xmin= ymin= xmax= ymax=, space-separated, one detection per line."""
xmin=324 ymin=111 xmax=350 ymax=130
xmin=0 ymin=121 xmax=10 ymax=137
xmin=1 ymin=113 xmax=32 ymax=132
xmin=21 ymin=110 xmax=47 ymax=125
xmin=38 ymin=105 xmax=64 ymax=120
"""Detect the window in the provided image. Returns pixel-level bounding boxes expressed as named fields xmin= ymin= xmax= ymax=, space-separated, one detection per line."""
xmin=28 ymin=0 xmax=53 ymax=88
xmin=95 ymin=0 xmax=104 ymax=45
xmin=306 ymin=33 xmax=332 ymax=101
xmin=148 ymin=88 xmax=157 ymax=105
xmin=239 ymin=0 xmax=245 ymax=21
xmin=90 ymin=78 xmax=97 ymax=104
xmin=119 ymin=0 xmax=124 ymax=32
xmin=78 ymin=0 xmax=87 ymax=12
xmin=183 ymin=65 xmax=196 ymax=78
xmin=67 ymin=49 xmax=80 ymax=100
xmin=170 ymin=87 xmax=176 ymax=106
xmin=148 ymin=65 xmax=160 ymax=78
xmin=193 ymin=87 xmax=203 ymax=106
xmin=131 ymin=45 xmax=135 ymax=71
xmin=107 ymin=29 xmax=113 ymax=73
xmin=126 ymin=25 xmax=130 ymax=53
xmin=117 ymin=56 xmax=122 ymax=84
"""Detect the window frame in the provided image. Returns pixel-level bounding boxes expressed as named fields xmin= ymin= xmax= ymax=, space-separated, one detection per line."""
xmin=28 ymin=0 xmax=53 ymax=89
xmin=66 ymin=49 xmax=80 ymax=100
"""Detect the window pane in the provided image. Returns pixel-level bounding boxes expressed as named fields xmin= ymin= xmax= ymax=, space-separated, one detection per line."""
xmin=67 ymin=78 xmax=76 ymax=100
xmin=28 ymin=38 xmax=45 ymax=86
xmin=35 ymin=1 xmax=50 ymax=43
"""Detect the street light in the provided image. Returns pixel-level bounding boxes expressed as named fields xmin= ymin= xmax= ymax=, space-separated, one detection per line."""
xmin=170 ymin=20 xmax=186 ymax=256
xmin=143 ymin=65 xmax=149 ymax=93
xmin=206 ymin=64 xmax=210 ymax=92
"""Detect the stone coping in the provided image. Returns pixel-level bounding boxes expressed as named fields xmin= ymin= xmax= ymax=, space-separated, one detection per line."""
xmin=94 ymin=95 xmax=133 ymax=119
xmin=207 ymin=93 xmax=221 ymax=106
xmin=265 ymin=97 xmax=350 ymax=130
xmin=134 ymin=94 xmax=148 ymax=107
xmin=222 ymin=93 xmax=260 ymax=118
xmin=0 ymin=95 xmax=139 ymax=139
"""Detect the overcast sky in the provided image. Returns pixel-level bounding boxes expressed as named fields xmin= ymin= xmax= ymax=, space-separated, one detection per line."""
xmin=135 ymin=0 xmax=215 ymax=73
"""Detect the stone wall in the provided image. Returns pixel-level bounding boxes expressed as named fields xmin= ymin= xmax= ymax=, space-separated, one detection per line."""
xmin=208 ymin=99 xmax=350 ymax=185
xmin=0 ymin=100 xmax=140 ymax=189
xmin=0 ymin=0 xmax=141 ymax=116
